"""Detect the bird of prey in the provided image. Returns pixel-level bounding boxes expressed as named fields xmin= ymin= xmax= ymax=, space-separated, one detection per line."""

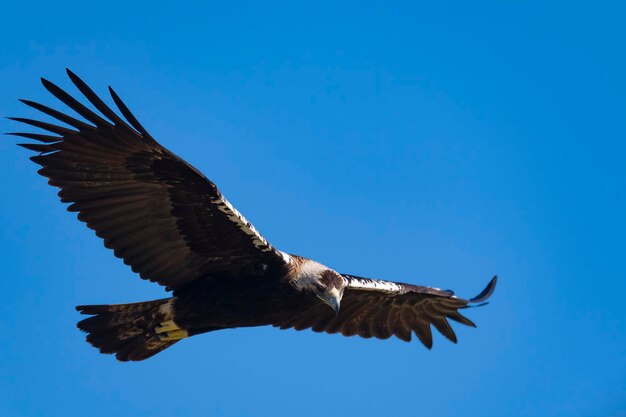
xmin=10 ymin=70 xmax=497 ymax=361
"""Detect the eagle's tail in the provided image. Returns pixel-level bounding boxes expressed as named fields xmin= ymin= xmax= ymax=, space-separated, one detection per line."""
xmin=76 ymin=298 xmax=181 ymax=362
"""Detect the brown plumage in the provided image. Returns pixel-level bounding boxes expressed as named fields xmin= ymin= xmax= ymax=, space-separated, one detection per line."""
xmin=76 ymin=300 xmax=176 ymax=361
xmin=11 ymin=70 xmax=497 ymax=361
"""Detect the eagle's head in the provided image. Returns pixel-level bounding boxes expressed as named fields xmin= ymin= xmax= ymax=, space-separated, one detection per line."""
xmin=288 ymin=257 xmax=346 ymax=314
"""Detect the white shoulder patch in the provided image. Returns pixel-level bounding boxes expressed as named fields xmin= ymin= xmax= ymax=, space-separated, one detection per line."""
xmin=278 ymin=251 xmax=292 ymax=264
xmin=212 ymin=195 xmax=274 ymax=252
xmin=344 ymin=275 xmax=403 ymax=293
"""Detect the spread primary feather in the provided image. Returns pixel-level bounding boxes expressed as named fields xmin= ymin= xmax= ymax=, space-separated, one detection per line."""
xmin=11 ymin=69 xmax=497 ymax=361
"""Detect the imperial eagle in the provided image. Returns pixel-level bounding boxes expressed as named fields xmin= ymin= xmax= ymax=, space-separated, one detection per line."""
xmin=10 ymin=70 xmax=497 ymax=361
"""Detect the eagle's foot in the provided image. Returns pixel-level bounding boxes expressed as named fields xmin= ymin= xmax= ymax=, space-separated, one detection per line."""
xmin=155 ymin=320 xmax=180 ymax=334
xmin=155 ymin=320 xmax=188 ymax=340
xmin=158 ymin=329 xmax=188 ymax=341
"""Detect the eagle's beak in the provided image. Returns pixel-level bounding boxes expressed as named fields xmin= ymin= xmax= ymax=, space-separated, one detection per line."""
xmin=326 ymin=287 xmax=341 ymax=315
xmin=316 ymin=287 xmax=342 ymax=315
xmin=328 ymin=297 xmax=340 ymax=315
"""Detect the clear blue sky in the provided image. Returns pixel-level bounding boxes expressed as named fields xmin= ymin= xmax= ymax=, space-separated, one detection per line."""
xmin=1 ymin=2 xmax=624 ymax=416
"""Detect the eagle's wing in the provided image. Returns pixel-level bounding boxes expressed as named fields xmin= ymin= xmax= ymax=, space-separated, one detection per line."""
xmin=10 ymin=69 xmax=288 ymax=290
xmin=275 ymin=275 xmax=497 ymax=348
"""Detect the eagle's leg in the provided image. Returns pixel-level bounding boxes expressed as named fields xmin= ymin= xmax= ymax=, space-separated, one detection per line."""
xmin=155 ymin=319 xmax=180 ymax=334
xmin=156 ymin=320 xmax=189 ymax=341
xmin=158 ymin=329 xmax=188 ymax=341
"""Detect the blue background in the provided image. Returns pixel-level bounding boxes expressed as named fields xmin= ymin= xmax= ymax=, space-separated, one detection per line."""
xmin=1 ymin=2 xmax=624 ymax=416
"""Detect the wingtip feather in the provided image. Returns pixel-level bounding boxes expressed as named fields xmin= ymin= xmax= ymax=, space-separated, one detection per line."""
xmin=469 ymin=275 xmax=497 ymax=304
xmin=65 ymin=68 xmax=81 ymax=86
xmin=40 ymin=77 xmax=54 ymax=90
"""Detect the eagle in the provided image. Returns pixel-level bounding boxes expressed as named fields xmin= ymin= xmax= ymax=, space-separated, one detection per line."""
xmin=10 ymin=70 xmax=497 ymax=361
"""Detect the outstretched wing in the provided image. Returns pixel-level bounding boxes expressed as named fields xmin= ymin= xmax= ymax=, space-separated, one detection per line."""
xmin=274 ymin=275 xmax=497 ymax=348
xmin=10 ymin=69 xmax=288 ymax=290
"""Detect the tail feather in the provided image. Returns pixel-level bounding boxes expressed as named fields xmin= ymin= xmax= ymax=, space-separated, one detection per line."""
xmin=76 ymin=298 xmax=178 ymax=362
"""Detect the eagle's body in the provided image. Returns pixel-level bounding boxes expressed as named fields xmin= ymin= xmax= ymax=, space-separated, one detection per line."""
xmin=11 ymin=70 xmax=496 ymax=361
xmin=173 ymin=257 xmax=312 ymax=332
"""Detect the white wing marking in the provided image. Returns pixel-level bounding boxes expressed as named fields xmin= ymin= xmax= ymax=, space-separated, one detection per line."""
xmin=211 ymin=196 xmax=292 ymax=265
xmin=212 ymin=196 xmax=274 ymax=251
xmin=344 ymin=275 xmax=403 ymax=293
xmin=278 ymin=251 xmax=292 ymax=264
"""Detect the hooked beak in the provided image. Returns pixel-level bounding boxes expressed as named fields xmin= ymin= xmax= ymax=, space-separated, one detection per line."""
xmin=328 ymin=296 xmax=340 ymax=315
xmin=320 ymin=287 xmax=341 ymax=315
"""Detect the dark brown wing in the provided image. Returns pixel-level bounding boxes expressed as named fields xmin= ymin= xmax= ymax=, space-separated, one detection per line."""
xmin=274 ymin=275 xmax=497 ymax=348
xmin=9 ymin=69 xmax=288 ymax=290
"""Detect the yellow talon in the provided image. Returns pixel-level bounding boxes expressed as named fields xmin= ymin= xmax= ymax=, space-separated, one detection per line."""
xmin=155 ymin=320 xmax=180 ymax=334
xmin=159 ymin=329 xmax=189 ymax=341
